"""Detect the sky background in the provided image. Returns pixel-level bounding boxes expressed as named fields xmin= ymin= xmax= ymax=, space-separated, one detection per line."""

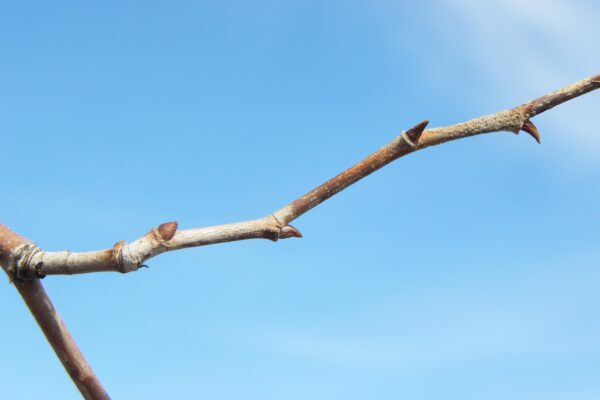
xmin=1 ymin=1 xmax=599 ymax=399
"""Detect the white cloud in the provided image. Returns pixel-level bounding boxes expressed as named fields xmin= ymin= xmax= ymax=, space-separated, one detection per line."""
xmin=445 ymin=0 xmax=600 ymax=154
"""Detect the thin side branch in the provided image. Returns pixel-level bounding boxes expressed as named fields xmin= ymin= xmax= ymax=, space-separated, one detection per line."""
xmin=0 ymin=226 xmax=110 ymax=400
xmin=6 ymin=73 xmax=597 ymax=277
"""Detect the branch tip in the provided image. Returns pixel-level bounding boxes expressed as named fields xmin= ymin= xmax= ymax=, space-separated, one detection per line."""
xmin=157 ymin=221 xmax=178 ymax=241
xmin=521 ymin=120 xmax=541 ymax=144
xmin=405 ymin=119 xmax=429 ymax=142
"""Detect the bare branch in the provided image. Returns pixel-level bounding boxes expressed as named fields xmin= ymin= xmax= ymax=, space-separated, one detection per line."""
xmin=1 ymin=73 xmax=598 ymax=400
xmin=272 ymin=120 xmax=429 ymax=224
xmin=0 ymin=225 xmax=110 ymax=400
xmin=2 ymin=73 xmax=598 ymax=277
xmin=520 ymin=73 xmax=600 ymax=117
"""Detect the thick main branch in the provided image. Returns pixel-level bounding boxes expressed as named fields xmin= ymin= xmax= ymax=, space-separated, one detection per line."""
xmin=0 ymin=226 xmax=110 ymax=400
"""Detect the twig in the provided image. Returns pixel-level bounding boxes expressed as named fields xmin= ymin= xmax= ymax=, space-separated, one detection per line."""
xmin=0 ymin=73 xmax=598 ymax=400
xmin=4 ymin=73 xmax=598 ymax=278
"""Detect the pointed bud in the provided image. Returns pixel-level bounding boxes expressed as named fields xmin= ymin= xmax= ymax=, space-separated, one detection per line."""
xmin=405 ymin=120 xmax=429 ymax=143
xmin=280 ymin=225 xmax=303 ymax=239
xmin=157 ymin=221 xmax=178 ymax=241
xmin=521 ymin=120 xmax=541 ymax=144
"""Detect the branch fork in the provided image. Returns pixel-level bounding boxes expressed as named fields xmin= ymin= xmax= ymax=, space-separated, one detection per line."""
xmin=7 ymin=243 xmax=45 ymax=281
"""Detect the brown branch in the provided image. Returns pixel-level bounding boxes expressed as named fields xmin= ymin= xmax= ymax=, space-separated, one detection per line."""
xmin=520 ymin=73 xmax=600 ymax=117
xmin=274 ymin=74 xmax=600 ymax=222
xmin=272 ymin=121 xmax=429 ymax=224
xmin=3 ymin=73 xmax=599 ymax=278
xmin=0 ymin=73 xmax=598 ymax=399
xmin=0 ymin=225 xmax=110 ymax=400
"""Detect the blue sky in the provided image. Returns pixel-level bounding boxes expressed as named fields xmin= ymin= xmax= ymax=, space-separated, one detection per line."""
xmin=1 ymin=1 xmax=599 ymax=399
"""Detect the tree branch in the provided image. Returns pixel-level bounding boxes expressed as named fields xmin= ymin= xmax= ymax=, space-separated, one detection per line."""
xmin=0 ymin=225 xmax=110 ymax=400
xmin=4 ymin=74 xmax=597 ymax=278
xmin=0 ymin=73 xmax=598 ymax=400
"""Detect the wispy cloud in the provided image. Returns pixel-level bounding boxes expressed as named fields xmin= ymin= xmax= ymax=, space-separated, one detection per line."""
xmin=445 ymin=0 xmax=600 ymax=154
xmin=447 ymin=0 xmax=598 ymax=86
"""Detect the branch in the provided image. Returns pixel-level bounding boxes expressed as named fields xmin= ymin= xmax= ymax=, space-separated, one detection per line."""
xmin=1 ymin=73 xmax=598 ymax=400
xmin=3 ymin=74 xmax=599 ymax=278
xmin=0 ymin=226 xmax=110 ymax=400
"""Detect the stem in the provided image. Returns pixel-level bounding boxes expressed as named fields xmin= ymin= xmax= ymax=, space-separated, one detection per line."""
xmin=6 ymin=73 xmax=600 ymax=277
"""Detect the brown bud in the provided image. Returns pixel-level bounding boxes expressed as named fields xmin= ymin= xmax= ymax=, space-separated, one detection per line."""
xmin=157 ymin=221 xmax=178 ymax=241
xmin=521 ymin=120 xmax=541 ymax=144
xmin=280 ymin=225 xmax=303 ymax=239
xmin=405 ymin=119 xmax=429 ymax=143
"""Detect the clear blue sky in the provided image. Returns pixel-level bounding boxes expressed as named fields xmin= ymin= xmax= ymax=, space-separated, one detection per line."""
xmin=1 ymin=1 xmax=599 ymax=399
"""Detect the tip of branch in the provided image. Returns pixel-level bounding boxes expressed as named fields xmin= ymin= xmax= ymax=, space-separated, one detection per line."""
xmin=279 ymin=225 xmax=303 ymax=239
xmin=157 ymin=221 xmax=178 ymax=241
xmin=521 ymin=120 xmax=541 ymax=144
xmin=405 ymin=120 xmax=429 ymax=142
